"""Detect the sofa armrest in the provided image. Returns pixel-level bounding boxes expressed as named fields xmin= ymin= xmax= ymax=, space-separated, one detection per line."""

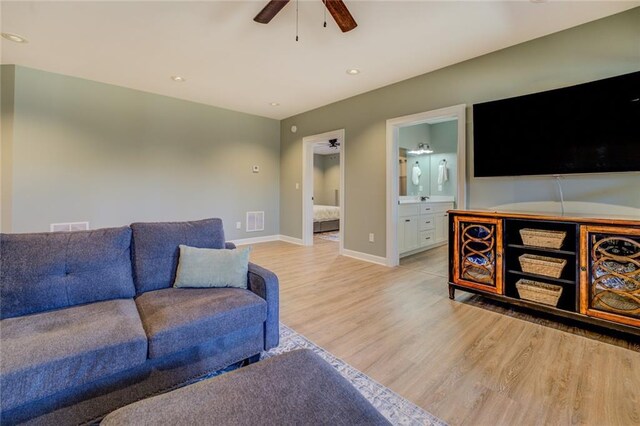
xmin=247 ymin=262 xmax=279 ymax=350
xmin=225 ymin=242 xmax=237 ymax=250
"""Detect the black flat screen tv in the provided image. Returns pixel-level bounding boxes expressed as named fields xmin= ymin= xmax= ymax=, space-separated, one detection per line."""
xmin=473 ymin=71 xmax=640 ymax=177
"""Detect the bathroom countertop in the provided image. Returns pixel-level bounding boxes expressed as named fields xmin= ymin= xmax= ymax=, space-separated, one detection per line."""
xmin=398 ymin=196 xmax=455 ymax=204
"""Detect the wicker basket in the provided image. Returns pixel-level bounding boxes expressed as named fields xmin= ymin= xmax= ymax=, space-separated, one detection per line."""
xmin=516 ymin=279 xmax=563 ymax=306
xmin=519 ymin=228 xmax=566 ymax=249
xmin=519 ymin=254 xmax=567 ymax=278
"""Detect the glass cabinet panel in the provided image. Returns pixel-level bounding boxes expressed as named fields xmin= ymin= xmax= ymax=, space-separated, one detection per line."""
xmin=453 ymin=216 xmax=503 ymax=294
xmin=580 ymin=226 xmax=640 ymax=327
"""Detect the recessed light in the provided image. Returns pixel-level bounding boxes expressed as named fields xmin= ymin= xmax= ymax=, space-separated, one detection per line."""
xmin=1 ymin=32 xmax=28 ymax=43
xmin=346 ymin=69 xmax=360 ymax=75
xmin=270 ymin=102 xmax=280 ymax=106
xmin=170 ymin=76 xmax=186 ymax=82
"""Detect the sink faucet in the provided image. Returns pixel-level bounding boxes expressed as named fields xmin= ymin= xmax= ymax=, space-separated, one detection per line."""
xmin=420 ymin=196 xmax=429 ymax=201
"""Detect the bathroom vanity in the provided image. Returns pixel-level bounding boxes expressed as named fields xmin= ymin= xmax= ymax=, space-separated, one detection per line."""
xmin=398 ymin=197 xmax=454 ymax=256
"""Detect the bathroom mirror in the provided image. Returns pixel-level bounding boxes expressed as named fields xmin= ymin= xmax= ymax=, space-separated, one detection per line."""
xmin=398 ymin=120 xmax=458 ymax=198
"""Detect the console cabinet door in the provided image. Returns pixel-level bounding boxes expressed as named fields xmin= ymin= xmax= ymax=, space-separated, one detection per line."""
xmin=580 ymin=225 xmax=640 ymax=327
xmin=452 ymin=216 xmax=503 ymax=294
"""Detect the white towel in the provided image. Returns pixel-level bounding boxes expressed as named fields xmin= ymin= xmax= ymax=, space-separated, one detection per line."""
xmin=412 ymin=164 xmax=422 ymax=185
xmin=437 ymin=163 xmax=448 ymax=191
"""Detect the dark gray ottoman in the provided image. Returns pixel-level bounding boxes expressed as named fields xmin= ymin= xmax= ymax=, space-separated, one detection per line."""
xmin=101 ymin=349 xmax=390 ymax=425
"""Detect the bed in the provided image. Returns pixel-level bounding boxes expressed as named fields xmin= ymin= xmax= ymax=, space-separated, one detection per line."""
xmin=313 ymin=205 xmax=340 ymax=233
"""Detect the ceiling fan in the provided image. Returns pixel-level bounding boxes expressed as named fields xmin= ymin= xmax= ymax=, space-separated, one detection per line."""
xmin=254 ymin=0 xmax=357 ymax=33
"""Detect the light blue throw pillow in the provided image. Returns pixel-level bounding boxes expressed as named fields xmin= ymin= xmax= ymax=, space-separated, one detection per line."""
xmin=173 ymin=245 xmax=251 ymax=289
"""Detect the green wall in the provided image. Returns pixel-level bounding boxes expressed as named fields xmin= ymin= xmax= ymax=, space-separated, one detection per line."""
xmin=280 ymin=8 xmax=640 ymax=258
xmin=1 ymin=65 xmax=281 ymax=238
xmin=428 ymin=121 xmax=457 ymax=198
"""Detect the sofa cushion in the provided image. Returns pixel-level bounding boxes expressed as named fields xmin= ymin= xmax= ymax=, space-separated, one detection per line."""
xmin=0 ymin=299 xmax=148 ymax=412
xmin=0 ymin=227 xmax=135 ymax=319
xmin=130 ymin=218 xmax=225 ymax=294
xmin=135 ymin=288 xmax=267 ymax=359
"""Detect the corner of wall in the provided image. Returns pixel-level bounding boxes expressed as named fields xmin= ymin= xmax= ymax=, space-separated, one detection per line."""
xmin=0 ymin=64 xmax=16 ymax=233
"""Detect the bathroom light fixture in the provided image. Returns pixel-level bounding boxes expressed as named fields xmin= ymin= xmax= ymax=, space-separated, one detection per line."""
xmin=407 ymin=143 xmax=433 ymax=155
xmin=346 ymin=69 xmax=360 ymax=75
xmin=1 ymin=32 xmax=28 ymax=43
xmin=171 ymin=76 xmax=186 ymax=82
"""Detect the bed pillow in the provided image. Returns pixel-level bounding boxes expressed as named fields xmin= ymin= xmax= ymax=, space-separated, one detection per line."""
xmin=173 ymin=245 xmax=251 ymax=289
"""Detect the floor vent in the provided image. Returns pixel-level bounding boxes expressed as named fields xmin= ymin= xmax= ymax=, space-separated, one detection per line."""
xmin=246 ymin=211 xmax=264 ymax=232
xmin=50 ymin=222 xmax=90 ymax=232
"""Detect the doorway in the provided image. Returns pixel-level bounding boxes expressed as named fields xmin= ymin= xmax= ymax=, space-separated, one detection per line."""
xmin=385 ymin=105 xmax=467 ymax=267
xmin=302 ymin=129 xmax=345 ymax=254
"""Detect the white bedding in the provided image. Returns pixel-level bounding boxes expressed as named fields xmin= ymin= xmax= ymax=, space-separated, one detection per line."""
xmin=313 ymin=205 xmax=340 ymax=222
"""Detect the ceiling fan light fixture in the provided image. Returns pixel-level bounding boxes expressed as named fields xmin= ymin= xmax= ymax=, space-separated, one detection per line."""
xmin=1 ymin=32 xmax=28 ymax=43
xmin=254 ymin=0 xmax=357 ymax=33
xmin=346 ymin=68 xmax=360 ymax=75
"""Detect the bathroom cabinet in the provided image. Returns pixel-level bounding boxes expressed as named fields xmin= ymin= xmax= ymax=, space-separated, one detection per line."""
xmin=398 ymin=201 xmax=453 ymax=256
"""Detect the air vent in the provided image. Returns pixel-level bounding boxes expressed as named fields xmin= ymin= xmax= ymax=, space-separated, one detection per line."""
xmin=50 ymin=222 xmax=89 ymax=232
xmin=246 ymin=211 xmax=264 ymax=232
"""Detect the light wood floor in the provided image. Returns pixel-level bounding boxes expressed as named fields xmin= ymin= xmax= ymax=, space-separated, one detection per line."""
xmin=248 ymin=236 xmax=640 ymax=426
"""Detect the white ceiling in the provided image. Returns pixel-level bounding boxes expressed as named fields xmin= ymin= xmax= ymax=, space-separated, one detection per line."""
xmin=1 ymin=1 xmax=637 ymax=120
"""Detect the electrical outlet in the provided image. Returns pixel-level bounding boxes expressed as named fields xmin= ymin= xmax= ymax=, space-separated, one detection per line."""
xmin=369 ymin=233 xmax=375 ymax=243
xmin=295 ymin=183 xmax=300 ymax=189
xmin=236 ymin=222 xmax=241 ymax=230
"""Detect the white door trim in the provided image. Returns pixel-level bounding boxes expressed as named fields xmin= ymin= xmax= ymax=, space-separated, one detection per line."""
xmin=385 ymin=104 xmax=467 ymax=267
xmin=302 ymin=128 xmax=345 ymax=254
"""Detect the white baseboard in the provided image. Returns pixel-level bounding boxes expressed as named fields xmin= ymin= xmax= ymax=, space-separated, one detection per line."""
xmin=230 ymin=235 xmax=280 ymax=246
xmin=278 ymin=235 xmax=304 ymax=245
xmin=231 ymin=234 xmax=305 ymax=246
xmin=232 ymin=236 xmax=386 ymax=266
xmin=341 ymin=249 xmax=388 ymax=266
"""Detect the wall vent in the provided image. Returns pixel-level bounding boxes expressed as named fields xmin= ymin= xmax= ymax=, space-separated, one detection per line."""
xmin=246 ymin=212 xmax=264 ymax=232
xmin=50 ymin=222 xmax=89 ymax=232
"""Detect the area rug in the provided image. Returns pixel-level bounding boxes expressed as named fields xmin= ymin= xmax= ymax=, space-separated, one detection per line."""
xmin=317 ymin=231 xmax=339 ymax=242
xmin=262 ymin=324 xmax=447 ymax=426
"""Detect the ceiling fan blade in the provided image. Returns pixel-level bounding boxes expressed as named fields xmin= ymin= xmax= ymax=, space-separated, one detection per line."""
xmin=254 ymin=0 xmax=290 ymax=24
xmin=324 ymin=0 xmax=357 ymax=33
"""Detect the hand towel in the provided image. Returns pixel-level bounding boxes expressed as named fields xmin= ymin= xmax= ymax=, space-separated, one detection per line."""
xmin=412 ymin=164 xmax=422 ymax=185
xmin=437 ymin=163 xmax=448 ymax=191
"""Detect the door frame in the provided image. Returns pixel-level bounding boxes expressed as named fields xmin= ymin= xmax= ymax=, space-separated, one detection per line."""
xmin=302 ymin=128 xmax=345 ymax=254
xmin=385 ymin=104 xmax=467 ymax=267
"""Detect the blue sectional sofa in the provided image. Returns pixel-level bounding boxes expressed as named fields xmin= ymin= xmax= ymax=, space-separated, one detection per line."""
xmin=0 ymin=218 xmax=279 ymax=425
